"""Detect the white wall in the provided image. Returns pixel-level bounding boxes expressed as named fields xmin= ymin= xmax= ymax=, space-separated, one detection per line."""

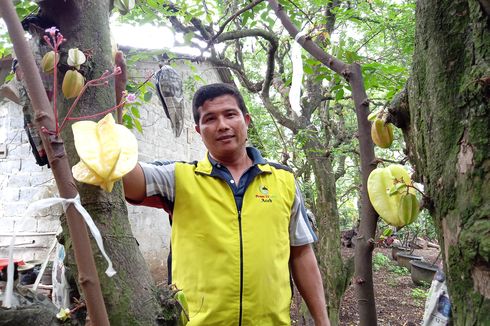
xmin=0 ymin=59 xmax=221 ymax=282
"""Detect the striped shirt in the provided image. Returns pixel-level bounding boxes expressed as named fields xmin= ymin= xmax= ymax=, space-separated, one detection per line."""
xmin=138 ymin=147 xmax=317 ymax=246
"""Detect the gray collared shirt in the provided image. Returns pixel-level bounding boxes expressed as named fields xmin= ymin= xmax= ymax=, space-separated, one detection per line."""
xmin=140 ymin=147 xmax=317 ymax=246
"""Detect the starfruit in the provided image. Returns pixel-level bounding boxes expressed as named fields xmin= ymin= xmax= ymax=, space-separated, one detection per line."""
xmin=72 ymin=113 xmax=138 ymax=192
xmin=371 ymin=118 xmax=394 ymax=148
xmin=114 ymin=0 xmax=135 ymax=15
xmin=67 ymin=48 xmax=86 ymax=70
xmin=367 ymin=165 xmax=416 ymax=227
xmin=398 ymin=193 xmax=419 ymax=226
xmin=41 ymin=51 xmax=59 ymax=73
xmin=62 ymin=70 xmax=85 ymax=99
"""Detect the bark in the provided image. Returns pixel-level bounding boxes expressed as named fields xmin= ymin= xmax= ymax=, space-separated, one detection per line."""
xmin=304 ymin=132 xmax=353 ymax=326
xmin=36 ymin=1 xmax=161 ymax=324
xmin=0 ymin=2 xmax=109 ymax=325
xmin=267 ymin=1 xmax=379 ymax=324
xmin=405 ymin=0 xmax=490 ymax=324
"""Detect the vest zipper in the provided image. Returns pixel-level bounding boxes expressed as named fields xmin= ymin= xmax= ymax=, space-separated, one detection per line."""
xmin=238 ymin=210 xmax=243 ymax=326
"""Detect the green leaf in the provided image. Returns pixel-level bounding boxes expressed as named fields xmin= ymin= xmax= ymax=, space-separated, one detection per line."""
xmin=193 ymin=74 xmax=205 ymax=83
xmin=382 ymin=228 xmax=393 ymax=237
xmin=131 ymin=107 xmax=140 ymax=118
xmin=335 ymin=88 xmax=345 ymax=101
xmin=123 ymin=114 xmax=133 ymax=129
xmin=143 ymin=91 xmax=152 ymax=102
xmin=303 ymin=64 xmax=314 ymax=75
xmin=134 ymin=118 xmax=143 ymax=133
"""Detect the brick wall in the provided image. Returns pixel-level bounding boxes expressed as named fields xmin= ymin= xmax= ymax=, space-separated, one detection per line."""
xmin=0 ymin=59 xmax=221 ymax=282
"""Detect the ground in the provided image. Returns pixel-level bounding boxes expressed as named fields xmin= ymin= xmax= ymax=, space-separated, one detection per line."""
xmin=291 ymin=246 xmax=442 ymax=325
xmin=341 ymin=247 xmax=441 ymax=325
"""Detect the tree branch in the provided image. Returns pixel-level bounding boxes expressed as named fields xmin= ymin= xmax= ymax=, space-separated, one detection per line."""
xmin=211 ymin=0 xmax=265 ymax=44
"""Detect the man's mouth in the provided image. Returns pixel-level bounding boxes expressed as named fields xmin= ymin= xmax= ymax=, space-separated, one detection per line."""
xmin=216 ymin=135 xmax=234 ymax=141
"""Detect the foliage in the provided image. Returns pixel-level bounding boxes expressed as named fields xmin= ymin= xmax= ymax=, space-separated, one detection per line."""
xmin=387 ymin=264 xmax=410 ymax=276
xmin=0 ymin=1 xmax=38 ymax=58
xmin=372 ymin=252 xmax=391 ymax=271
xmin=411 ymin=287 xmax=429 ymax=302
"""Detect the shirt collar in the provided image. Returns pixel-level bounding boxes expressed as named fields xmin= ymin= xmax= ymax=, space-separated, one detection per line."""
xmin=207 ymin=147 xmax=267 ymax=167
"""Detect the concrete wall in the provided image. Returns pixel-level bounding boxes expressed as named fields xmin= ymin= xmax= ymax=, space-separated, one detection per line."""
xmin=0 ymin=59 xmax=221 ymax=282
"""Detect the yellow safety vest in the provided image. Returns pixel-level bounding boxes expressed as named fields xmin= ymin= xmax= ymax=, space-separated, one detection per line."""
xmin=173 ymin=157 xmax=296 ymax=325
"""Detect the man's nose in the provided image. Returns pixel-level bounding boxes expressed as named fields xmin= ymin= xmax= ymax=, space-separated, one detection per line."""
xmin=217 ymin=116 xmax=230 ymax=130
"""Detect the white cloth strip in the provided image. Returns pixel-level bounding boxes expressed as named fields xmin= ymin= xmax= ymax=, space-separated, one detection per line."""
xmin=26 ymin=195 xmax=116 ymax=277
xmin=294 ymin=31 xmax=307 ymax=43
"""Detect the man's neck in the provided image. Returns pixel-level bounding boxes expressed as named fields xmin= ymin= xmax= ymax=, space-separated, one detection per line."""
xmin=210 ymin=149 xmax=252 ymax=182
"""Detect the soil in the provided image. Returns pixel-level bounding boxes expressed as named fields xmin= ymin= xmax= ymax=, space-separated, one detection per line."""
xmin=339 ymin=247 xmax=441 ymax=326
xmin=291 ymin=246 xmax=442 ymax=325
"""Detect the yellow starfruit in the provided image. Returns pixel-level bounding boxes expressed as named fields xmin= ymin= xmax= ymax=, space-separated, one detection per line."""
xmin=367 ymin=165 xmax=417 ymax=227
xmin=72 ymin=113 xmax=138 ymax=192
xmin=371 ymin=118 xmax=394 ymax=148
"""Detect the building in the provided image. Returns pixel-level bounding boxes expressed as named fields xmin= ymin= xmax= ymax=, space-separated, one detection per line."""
xmin=0 ymin=54 xmax=224 ymax=282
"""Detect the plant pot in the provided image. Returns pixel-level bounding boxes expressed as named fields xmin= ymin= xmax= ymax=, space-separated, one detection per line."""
xmin=391 ymin=246 xmax=411 ymax=261
xmin=396 ymin=253 xmax=422 ymax=270
xmin=410 ymin=260 xmax=438 ymax=286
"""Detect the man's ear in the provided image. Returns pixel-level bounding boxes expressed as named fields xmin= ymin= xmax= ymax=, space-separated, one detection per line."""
xmin=195 ymin=125 xmax=201 ymax=134
xmin=244 ymin=113 xmax=251 ymax=126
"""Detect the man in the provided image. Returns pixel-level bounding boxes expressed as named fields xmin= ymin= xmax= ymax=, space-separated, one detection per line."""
xmin=123 ymin=83 xmax=330 ymax=325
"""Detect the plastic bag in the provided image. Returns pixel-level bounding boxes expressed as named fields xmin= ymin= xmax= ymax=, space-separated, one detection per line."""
xmin=422 ymin=268 xmax=452 ymax=325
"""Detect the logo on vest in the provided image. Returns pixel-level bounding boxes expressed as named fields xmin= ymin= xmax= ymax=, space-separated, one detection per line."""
xmin=256 ymin=185 xmax=272 ymax=203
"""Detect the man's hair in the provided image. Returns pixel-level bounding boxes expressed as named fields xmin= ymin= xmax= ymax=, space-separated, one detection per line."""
xmin=192 ymin=83 xmax=248 ymax=124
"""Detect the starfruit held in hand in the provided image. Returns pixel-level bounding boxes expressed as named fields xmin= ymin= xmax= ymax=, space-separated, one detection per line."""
xmin=367 ymin=164 xmax=418 ymax=228
xmin=371 ymin=118 xmax=394 ymax=148
xmin=62 ymin=70 xmax=85 ymax=99
xmin=72 ymin=113 xmax=138 ymax=192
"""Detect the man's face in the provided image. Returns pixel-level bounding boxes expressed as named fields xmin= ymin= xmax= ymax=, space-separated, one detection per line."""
xmin=195 ymin=94 xmax=250 ymax=160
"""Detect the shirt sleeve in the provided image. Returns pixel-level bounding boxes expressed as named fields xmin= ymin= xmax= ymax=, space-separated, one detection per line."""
xmin=289 ymin=181 xmax=317 ymax=246
xmin=139 ymin=161 xmax=177 ymax=203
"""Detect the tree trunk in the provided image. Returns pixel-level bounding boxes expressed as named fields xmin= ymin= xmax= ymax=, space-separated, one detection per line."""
xmin=304 ymin=134 xmax=353 ymax=326
xmin=39 ymin=1 xmax=160 ymax=324
xmin=406 ymin=0 xmax=490 ymax=323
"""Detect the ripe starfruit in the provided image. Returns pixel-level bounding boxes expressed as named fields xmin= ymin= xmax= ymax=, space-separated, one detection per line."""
xmin=367 ymin=165 xmax=417 ymax=227
xmin=62 ymin=70 xmax=85 ymax=99
xmin=41 ymin=51 xmax=59 ymax=73
xmin=72 ymin=113 xmax=138 ymax=192
xmin=371 ymin=118 xmax=394 ymax=148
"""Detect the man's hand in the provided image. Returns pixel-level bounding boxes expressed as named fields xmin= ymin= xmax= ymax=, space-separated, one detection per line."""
xmin=290 ymin=244 xmax=331 ymax=326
